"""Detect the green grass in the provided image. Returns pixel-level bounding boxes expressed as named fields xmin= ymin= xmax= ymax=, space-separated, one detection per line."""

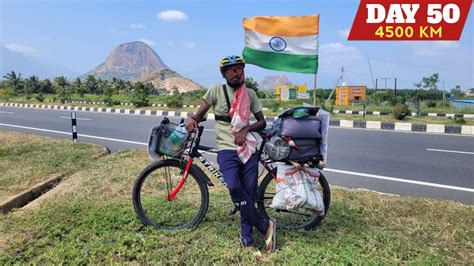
xmin=1 ymin=148 xmax=472 ymax=264
xmin=0 ymin=131 xmax=105 ymax=203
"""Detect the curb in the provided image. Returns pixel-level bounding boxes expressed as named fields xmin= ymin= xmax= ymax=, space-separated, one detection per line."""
xmin=334 ymin=109 xmax=474 ymax=119
xmin=0 ymin=144 xmax=111 ymax=213
xmin=1 ymin=102 xmax=473 ymax=136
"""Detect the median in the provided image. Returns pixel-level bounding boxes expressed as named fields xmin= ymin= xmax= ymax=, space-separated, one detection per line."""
xmin=0 ymin=133 xmax=472 ymax=264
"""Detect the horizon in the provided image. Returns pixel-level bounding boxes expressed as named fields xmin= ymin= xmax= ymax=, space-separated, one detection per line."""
xmin=1 ymin=0 xmax=473 ymax=90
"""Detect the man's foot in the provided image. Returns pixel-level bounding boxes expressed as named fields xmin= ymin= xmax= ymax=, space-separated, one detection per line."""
xmin=264 ymin=218 xmax=277 ymax=252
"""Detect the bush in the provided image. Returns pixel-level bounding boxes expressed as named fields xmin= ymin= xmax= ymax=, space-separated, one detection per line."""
xmin=36 ymin=93 xmax=45 ymax=102
xmin=393 ymin=103 xmax=410 ymax=120
xmin=103 ymin=96 xmax=114 ymax=106
xmin=167 ymin=94 xmax=184 ymax=109
xmin=454 ymin=117 xmax=466 ymax=124
xmin=426 ymin=101 xmax=436 ymax=108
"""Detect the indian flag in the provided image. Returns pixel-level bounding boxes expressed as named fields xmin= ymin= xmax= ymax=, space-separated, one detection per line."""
xmin=242 ymin=14 xmax=319 ymax=74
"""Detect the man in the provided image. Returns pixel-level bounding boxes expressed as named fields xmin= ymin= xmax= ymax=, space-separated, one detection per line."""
xmin=185 ymin=55 xmax=276 ymax=252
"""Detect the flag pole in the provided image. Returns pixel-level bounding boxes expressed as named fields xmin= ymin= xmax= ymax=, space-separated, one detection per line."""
xmin=313 ymin=74 xmax=317 ymax=106
xmin=313 ymin=13 xmax=320 ymax=107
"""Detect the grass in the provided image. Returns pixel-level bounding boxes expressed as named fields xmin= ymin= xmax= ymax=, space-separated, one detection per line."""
xmin=0 ymin=131 xmax=105 ymax=203
xmin=0 ymin=148 xmax=472 ymax=264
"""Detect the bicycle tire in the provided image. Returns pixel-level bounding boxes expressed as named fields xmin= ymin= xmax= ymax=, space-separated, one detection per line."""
xmin=132 ymin=159 xmax=209 ymax=230
xmin=256 ymin=170 xmax=331 ymax=230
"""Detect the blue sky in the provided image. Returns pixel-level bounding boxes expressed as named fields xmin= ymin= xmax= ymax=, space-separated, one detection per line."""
xmin=1 ymin=0 xmax=473 ymax=90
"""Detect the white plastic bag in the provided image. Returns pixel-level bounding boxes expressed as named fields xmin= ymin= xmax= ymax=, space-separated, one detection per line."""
xmin=270 ymin=164 xmax=325 ymax=216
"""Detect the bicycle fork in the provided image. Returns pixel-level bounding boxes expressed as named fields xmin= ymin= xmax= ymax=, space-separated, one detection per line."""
xmin=167 ymin=157 xmax=194 ymax=201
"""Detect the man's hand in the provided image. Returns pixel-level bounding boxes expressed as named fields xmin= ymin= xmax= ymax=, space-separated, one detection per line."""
xmin=185 ymin=117 xmax=198 ymax=133
xmin=233 ymin=127 xmax=248 ymax=146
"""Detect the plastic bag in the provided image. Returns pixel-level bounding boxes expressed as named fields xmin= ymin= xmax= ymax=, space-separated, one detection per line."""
xmin=270 ymin=164 xmax=325 ymax=216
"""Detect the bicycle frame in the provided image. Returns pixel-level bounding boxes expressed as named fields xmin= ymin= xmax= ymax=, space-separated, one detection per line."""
xmin=167 ymin=125 xmax=276 ymax=201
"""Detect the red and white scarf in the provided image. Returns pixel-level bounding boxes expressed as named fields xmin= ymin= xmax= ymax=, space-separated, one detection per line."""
xmin=228 ymin=84 xmax=257 ymax=164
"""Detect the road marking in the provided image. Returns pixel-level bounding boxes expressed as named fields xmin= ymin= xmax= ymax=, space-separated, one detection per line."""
xmin=60 ymin=116 xmax=91 ymax=121
xmin=1 ymin=122 xmax=473 ymax=193
xmin=0 ymin=123 xmax=146 ymax=145
xmin=427 ymin=148 xmax=474 ymax=155
xmin=325 ymin=168 xmax=474 ymax=193
xmin=204 ymin=129 xmax=215 ymax=132
xmin=0 ymin=111 xmax=14 ymax=114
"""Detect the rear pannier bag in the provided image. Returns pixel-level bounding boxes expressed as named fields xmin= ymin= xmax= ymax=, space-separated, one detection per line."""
xmin=276 ymin=107 xmax=323 ymax=161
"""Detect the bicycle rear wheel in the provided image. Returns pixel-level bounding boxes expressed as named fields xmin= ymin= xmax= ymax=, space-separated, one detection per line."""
xmin=132 ymin=159 xmax=209 ymax=230
xmin=256 ymin=170 xmax=331 ymax=230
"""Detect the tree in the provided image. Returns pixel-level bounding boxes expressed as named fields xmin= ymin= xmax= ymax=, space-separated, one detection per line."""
xmin=40 ymin=79 xmax=55 ymax=94
xmin=54 ymin=76 xmax=71 ymax=103
xmin=414 ymin=73 xmax=439 ymax=90
xmin=132 ymin=82 xmax=150 ymax=107
xmin=85 ymin=75 xmax=98 ymax=94
xmin=24 ymin=75 xmax=41 ymax=98
xmin=3 ymin=70 xmax=23 ymax=93
xmin=245 ymin=77 xmax=259 ymax=92
xmin=450 ymin=87 xmax=464 ymax=98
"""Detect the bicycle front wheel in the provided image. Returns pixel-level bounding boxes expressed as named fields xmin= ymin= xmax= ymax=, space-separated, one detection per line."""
xmin=132 ymin=159 xmax=209 ymax=230
xmin=257 ymin=170 xmax=331 ymax=230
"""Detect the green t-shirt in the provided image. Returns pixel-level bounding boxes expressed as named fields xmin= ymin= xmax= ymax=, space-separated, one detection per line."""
xmin=203 ymin=84 xmax=262 ymax=150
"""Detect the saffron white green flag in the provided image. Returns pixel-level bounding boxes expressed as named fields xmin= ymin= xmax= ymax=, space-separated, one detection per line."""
xmin=242 ymin=14 xmax=319 ymax=74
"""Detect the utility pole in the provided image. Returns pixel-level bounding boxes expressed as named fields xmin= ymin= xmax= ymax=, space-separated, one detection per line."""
xmin=394 ymin=78 xmax=397 ymax=97
xmin=367 ymin=58 xmax=375 ymax=89
xmin=375 ymin=78 xmax=378 ymax=91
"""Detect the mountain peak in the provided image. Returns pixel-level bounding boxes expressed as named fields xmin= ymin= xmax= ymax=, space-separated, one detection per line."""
xmin=83 ymin=41 xmax=168 ymax=80
xmin=82 ymin=41 xmax=201 ymax=92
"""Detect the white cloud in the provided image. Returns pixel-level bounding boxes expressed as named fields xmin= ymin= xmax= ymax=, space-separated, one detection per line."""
xmin=140 ymin=38 xmax=155 ymax=47
xmin=319 ymin=42 xmax=364 ymax=64
xmin=412 ymin=41 xmax=462 ymax=56
xmin=338 ymin=28 xmax=350 ymax=39
xmin=184 ymin=41 xmax=196 ymax=48
xmin=131 ymin=23 xmax=146 ymax=29
xmin=4 ymin=43 xmax=37 ymax=55
xmin=167 ymin=41 xmax=175 ymax=46
xmin=107 ymin=28 xmax=118 ymax=33
xmin=157 ymin=10 xmax=188 ymax=22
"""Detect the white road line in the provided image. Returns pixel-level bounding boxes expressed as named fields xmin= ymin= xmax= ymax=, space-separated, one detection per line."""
xmin=60 ymin=116 xmax=92 ymax=121
xmin=0 ymin=111 xmax=14 ymax=114
xmin=0 ymin=123 xmax=146 ymax=146
xmin=427 ymin=148 xmax=474 ymax=155
xmin=325 ymin=168 xmax=474 ymax=193
xmin=1 ymin=122 xmax=473 ymax=193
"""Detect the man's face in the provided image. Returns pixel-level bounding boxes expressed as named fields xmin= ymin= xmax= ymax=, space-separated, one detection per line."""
xmin=224 ymin=66 xmax=244 ymax=88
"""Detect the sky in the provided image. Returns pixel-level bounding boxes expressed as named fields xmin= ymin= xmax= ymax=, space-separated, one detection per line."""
xmin=1 ymin=0 xmax=473 ymax=90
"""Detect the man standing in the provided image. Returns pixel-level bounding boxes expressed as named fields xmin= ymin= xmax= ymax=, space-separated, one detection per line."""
xmin=185 ymin=55 xmax=276 ymax=252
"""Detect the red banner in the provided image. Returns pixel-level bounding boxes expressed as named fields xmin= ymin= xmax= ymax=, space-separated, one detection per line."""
xmin=348 ymin=0 xmax=472 ymax=40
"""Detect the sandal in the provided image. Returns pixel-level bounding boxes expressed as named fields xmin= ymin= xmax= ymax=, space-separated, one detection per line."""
xmin=265 ymin=218 xmax=277 ymax=252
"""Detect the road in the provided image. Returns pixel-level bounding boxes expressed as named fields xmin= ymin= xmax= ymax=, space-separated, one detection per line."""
xmin=1 ymin=106 xmax=473 ymax=204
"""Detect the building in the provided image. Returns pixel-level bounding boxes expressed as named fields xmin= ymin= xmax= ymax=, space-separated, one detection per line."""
xmin=451 ymin=99 xmax=474 ymax=110
xmin=335 ymin=86 xmax=367 ymax=106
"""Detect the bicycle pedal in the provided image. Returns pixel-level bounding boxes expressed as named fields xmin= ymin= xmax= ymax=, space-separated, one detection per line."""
xmin=228 ymin=206 xmax=239 ymax=216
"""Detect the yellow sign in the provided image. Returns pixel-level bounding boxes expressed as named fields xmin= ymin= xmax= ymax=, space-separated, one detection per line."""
xmin=275 ymin=84 xmax=307 ymax=102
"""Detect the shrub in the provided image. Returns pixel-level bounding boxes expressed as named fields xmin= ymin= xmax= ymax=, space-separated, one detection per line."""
xmin=426 ymin=101 xmax=436 ymax=108
xmin=36 ymin=93 xmax=45 ymax=102
xmin=454 ymin=117 xmax=466 ymax=124
xmin=167 ymin=94 xmax=183 ymax=109
xmin=393 ymin=103 xmax=410 ymax=120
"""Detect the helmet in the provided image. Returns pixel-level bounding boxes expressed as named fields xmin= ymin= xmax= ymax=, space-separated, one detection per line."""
xmin=264 ymin=136 xmax=291 ymax=161
xmin=219 ymin=55 xmax=245 ymax=74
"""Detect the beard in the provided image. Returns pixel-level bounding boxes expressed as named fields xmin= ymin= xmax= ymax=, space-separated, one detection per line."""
xmin=226 ymin=74 xmax=244 ymax=89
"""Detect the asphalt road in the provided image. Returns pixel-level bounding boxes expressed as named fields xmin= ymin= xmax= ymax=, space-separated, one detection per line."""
xmin=1 ymin=106 xmax=473 ymax=204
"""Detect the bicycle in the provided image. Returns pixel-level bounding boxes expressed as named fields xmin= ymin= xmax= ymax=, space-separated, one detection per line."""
xmin=132 ymin=117 xmax=331 ymax=230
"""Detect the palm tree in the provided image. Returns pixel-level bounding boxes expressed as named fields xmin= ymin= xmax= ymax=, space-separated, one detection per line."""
xmin=85 ymin=75 xmax=98 ymax=94
xmin=26 ymin=75 xmax=41 ymax=94
xmin=3 ymin=70 xmax=23 ymax=93
xmin=54 ymin=76 xmax=71 ymax=103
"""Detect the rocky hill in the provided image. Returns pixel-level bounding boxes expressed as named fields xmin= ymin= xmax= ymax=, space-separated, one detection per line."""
xmin=259 ymin=75 xmax=291 ymax=92
xmin=82 ymin=41 xmax=201 ymax=92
